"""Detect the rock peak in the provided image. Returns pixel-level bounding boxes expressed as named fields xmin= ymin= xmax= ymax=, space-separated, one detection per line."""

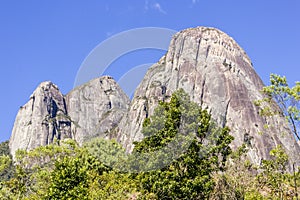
xmin=36 ymin=81 xmax=59 ymax=90
xmin=10 ymin=75 xmax=130 ymax=157
xmin=117 ymin=26 xmax=300 ymax=169
xmin=29 ymin=81 xmax=60 ymax=99
xmin=10 ymin=80 xmax=70 ymax=158
xmin=9 ymin=27 xmax=300 ymax=170
xmin=171 ymin=26 xmax=252 ymax=69
xmin=176 ymin=26 xmax=231 ymax=38
xmin=66 ymin=75 xmax=130 ymax=143
xmin=100 ymin=75 xmax=114 ymax=80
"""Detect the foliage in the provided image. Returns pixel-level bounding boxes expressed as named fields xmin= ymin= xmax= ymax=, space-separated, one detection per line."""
xmin=84 ymin=138 xmax=127 ymax=170
xmin=212 ymin=144 xmax=299 ymax=200
xmin=46 ymin=155 xmax=93 ymax=199
xmin=88 ymin=171 xmax=138 ymax=200
xmin=133 ymin=89 xmax=234 ymax=199
xmin=210 ymin=144 xmax=257 ymax=199
xmin=0 ymin=138 xmax=138 ymax=200
xmin=0 ymin=155 xmax=11 ymax=174
xmin=1 ymin=86 xmax=299 ymax=199
xmin=255 ymin=74 xmax=300 ymax=140
xmin=256 ymin=145 xmax=292 ymax=199
xmin=0 ymin=141 xmax=10 ymax=156
xmin=251 ymin=73 xmax=300 ymax=198
xmin=0 ymin=141 xmax=15 ymax=182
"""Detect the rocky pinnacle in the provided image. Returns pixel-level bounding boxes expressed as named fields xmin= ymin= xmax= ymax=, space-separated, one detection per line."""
xmin=9 ymin=76 xmax=130 ymax=157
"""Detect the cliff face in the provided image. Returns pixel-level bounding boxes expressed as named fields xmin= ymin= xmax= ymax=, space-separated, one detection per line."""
xmin=65 ymin=76 xmax=130 ymax=144
xmin=9 ymin=26 xmax=300 ymax=168
xmin=9 ymin=82 xmax=72 ymax=157
xmin=9 ymin=76 xmax=130 ymax=157
xmin=117 ymin=27 xmax=300 ymax=167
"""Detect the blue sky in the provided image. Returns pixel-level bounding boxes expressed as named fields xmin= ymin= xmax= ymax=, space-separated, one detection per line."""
xmin=0 ymin=0 xmax=299 ymax=142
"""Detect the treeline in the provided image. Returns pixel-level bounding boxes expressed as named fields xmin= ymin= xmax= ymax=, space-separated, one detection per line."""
xmin=0 ymin=75 xmax=299 ymax=199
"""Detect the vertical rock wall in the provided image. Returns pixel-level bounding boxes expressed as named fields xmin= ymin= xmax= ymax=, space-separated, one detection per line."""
xmin=9 ymin=82 xmax=71 ymax=157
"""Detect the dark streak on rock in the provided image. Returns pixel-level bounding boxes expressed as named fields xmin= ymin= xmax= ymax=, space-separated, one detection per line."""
xmin=223 ymin=98 xmax=231 ymax=127
xmin=200 ymin=76 xmax=206 ymax=106
xmin=195 ymin=38 xmax=201 ymax=66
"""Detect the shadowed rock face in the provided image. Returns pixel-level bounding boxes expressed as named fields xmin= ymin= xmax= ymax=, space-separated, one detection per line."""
xmin=9 ymin=81 xmax=71 ymax=157
xmin=9 ymin=76 xmax=130 ymax=157
xmin=117 ymin=27 xmax=300 ymax=168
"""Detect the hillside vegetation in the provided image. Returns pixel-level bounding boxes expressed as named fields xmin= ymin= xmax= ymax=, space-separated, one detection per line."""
xmin=0 ymin=74 xmax=299 ymax=199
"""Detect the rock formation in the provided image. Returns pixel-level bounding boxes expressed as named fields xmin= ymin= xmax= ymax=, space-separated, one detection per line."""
xmin=66 ymin=76 xmax=130 ymax=144
xmin=117 ymin=27 xmax=300 ymax=168
xmin=9 ymin=26 xmax=300 ymax=169
xmin=9 ymin=76 xmax=130 ymax=157
xmin=10 ymin=81 xmax=71 ymax=157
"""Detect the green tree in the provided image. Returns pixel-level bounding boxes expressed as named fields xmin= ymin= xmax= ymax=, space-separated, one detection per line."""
xmin=88 ymin=171 xmax=138 ymax=200
xmin=210 ymin=144 xmax=299 ymax=199
xmin=0 ymin=141 xmax=15 ymax=182
xmin=84 ymin=138 xmax=141 ymax=199
xmin=46 ymin=156 xmax=90 ymax=199
xmin=0 ymin=139 xmax=95 ymax=199
xmin=255 ymin=74 xmax=300 ymax=140
xmin=44 ymin=140 xmax=108 ymax=200
xmin=256 ymin=145 xmax=291 ymax=199
xmin=253 ymin=74 xmax=299 ymax=198
xmin=0 ymin=138 xmax=139 ymax=200
xmin=84 ymin=138 xmax=127 ymax=170
xmin=133 ymin=89 xmax=234 ymax=199
xmin=0 ymin=141 xmax=10 ymax=156
xmin=210 ymin=144 xmax=259 ymax=200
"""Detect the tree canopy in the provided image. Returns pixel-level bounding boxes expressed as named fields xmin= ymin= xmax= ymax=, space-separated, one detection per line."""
xmin=0 ymin=86 xmax=299 ymax=199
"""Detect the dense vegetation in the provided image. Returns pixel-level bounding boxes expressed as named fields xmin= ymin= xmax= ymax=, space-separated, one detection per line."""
xmin=0 ymin=75 xmax=299 ymax=199
xmin=0 ymin=141 xmax=14 ymax=182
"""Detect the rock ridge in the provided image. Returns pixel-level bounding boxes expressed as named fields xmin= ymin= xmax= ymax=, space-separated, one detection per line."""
xmin=9 ymin=27 xmax=300 ymax=170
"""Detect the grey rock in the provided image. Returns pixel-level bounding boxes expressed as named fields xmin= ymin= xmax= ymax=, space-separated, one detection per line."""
xmin=9 ymin=76 xmax=130 ymax=158
xmin=9 ymin=81 xmax=72 ymax=157
xmin=9 ymin=26 xmax=299 ymax=170
xmin=65 ymin=76 xmax=130 ymax=144
xmin=118 ymin=27 xmax=300 ymax=168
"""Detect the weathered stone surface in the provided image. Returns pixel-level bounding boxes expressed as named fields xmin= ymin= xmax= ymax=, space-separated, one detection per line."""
xmin=9 ymin=81 xmax=71 ymax=157
xmin=118 ymin=27 xmax=300 ymax=168
xmin=9 ymin=76 xmax=130 ymax=157
xmin=65 ymin=76 xmax=130 ymax=144
xmin=9 ymin=26 xmax=299 ymax=170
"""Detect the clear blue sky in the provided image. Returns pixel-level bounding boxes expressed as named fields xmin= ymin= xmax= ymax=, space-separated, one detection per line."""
xmin=0 ymin=0 xmax=299 ymax=142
